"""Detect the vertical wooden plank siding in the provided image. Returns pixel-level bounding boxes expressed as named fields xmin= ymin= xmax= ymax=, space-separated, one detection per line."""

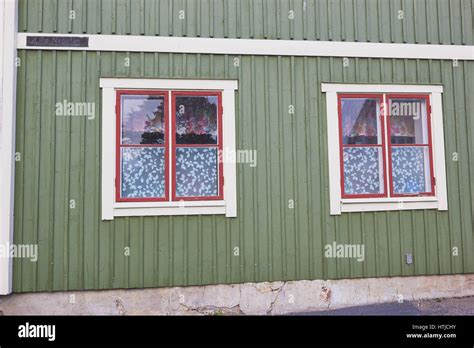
xmin=11 ymin=0 xmax=474 ymax=291
xmin=17 ymin=0 xmax=473 ymax=45
xmin=12 ymin=52 xmax=474 ymax=292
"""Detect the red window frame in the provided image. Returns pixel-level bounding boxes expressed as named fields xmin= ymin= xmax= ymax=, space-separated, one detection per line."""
xmin=386 ymin=94 xmax=435 ymax=197
xmin=115 ymin=90 xmax=169 ymax=202
xmin=338 ymin=94 xmax=388 ymax=199
xmin=171 ymin=91 xmax=224 ymax=201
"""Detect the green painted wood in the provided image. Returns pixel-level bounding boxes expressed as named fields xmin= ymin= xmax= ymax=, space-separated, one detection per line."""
xmin=13 ymin=53 xmax=474 ymax=292
xmin=17 ymin=0 xmax=472 ymax=45
xmin=11 ymin=1 xmax=474 ymax=292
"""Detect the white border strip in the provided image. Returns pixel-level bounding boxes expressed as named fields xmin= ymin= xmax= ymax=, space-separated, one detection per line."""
xmin=18 ymin=33 xmax=474 ymax=61
xmin=101 ymin=87 xmax=115 ymax=220
xmin=325 ymin=91 xmax=341 ymax=215
xmin=321 ymin=83 xmax=444 ymax=93
xmin=100 ymin=78 xmax=238 ymax=91
xmin=0 ymin=0 xmax=18 ymax=295
xmin=431 ymin=93 xmax=448 ymax=210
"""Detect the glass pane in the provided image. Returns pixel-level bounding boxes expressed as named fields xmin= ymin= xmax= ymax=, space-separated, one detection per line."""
xmin=176 ymin=147 xmax=218 ymax=197
xmin=175 ymin=95 xmax=218 ymax=144
xmin=121 ymin=95 xmax=166 ymax=145
xmin=121 ymin=147 xmax=166 ymax=198
xmin=391 ymin=146 xmax=432 ymax=194
xmin=341 ymin=98 xmax=381 ymax=145
xmin=343 ymin=147 xmax=384 ymax=195
xmin=388 ymin=98 xmax=428 ymax=144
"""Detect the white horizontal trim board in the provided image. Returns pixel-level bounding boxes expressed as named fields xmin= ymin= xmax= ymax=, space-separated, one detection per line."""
xmin=100 ymin=78 xmax=238 ymax=90
xmin=341 ymin=201 xmax=439 ymax=213
xmin=321 ymin=83 xmax=444 ymax=93
xmin=114 ymin=206 xmax=226 ymax=217
xmin=18 ymin=33 xmax=474 ymax=60
xmin=115 ymin=200 xmax=226 ymax=209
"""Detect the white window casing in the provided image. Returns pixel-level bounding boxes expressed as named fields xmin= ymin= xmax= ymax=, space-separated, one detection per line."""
xmin=100 ymin=78 xmax=238 ymax=220
xmin=321 ymin=83 xmax=448 ymax=215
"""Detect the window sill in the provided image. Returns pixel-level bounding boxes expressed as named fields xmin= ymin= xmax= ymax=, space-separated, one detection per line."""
xmin=339 ymin=199 xmax=442 ymax=214
xmin=115 ymin=200 xmax=226 ymax=209
xmin=341 ymin=197 xmax=437 ymax=204
xmin=113 ymin=201 xmax=227 ymax=217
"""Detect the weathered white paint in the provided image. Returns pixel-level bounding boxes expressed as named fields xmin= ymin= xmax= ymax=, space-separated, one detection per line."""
xmin=0 ymin=0 xmax=18 ymax=295
xmin=324 ymin=91 xmax=341 ymax=215
xmin=113 ymin=206 xmax=226 ymax=217
xmin=115 ymin=200 xmax=226 ymax=208
xmin=430 ymin=93 xmax=448 ymax=211
xmin=222 ymin=87 xmax=237 ymax=217
xmin=100 ymin=87 xmax=115 ymax=220
xmin=341 ymin=200 xmax=439 ymax=213
xmin=321 ymin=83 xmax=444 ymax=93
xmin=100 ymin=78 xmax=238 ymax=220
xmin=100 ymin=78 xmax=238 ymax=91
xmin=0 ymin=274 xmax=472 ymax=315
xmin=17 ymin=33 xmax=474 ymax=61
xmin=322 ymin=83 xmax=447 ymax=215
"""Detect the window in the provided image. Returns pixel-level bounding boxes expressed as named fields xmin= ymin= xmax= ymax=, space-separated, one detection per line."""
xmin=339 ymin=95 xmax=386 ymax=198
xmin=172 ymin=92 xmax=223 ymax=201
xmin=322 ymin=84 xmax=448 ymax=215
xmin=101 ymin=79 xmax=238 ymax=220
xmin=387 ymin=95 xmax=434 ymax=197
xmin=117 ymin=91 xmax=169 ymax=202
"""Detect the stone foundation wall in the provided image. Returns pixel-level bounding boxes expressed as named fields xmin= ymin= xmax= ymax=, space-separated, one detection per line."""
xmin=1 ymin=274 xmax=473 ymax=315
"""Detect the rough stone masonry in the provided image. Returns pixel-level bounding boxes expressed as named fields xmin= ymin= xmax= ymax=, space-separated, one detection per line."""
xmin=0 ymin=274 xmax=472 ymax=315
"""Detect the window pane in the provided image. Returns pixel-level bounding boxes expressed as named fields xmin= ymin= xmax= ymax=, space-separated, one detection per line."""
xmin=121 ymin=95 xmax=166 ymax=145
xmin=121 ymin=147 xmax=166 ymax=198
xmin=388 ymin=98 xmax=428 ymax=144
xmin=341 ymin=98 xmax=381 ymax=145
xmin=176 ymin=147 xmax=218 ymax=197
xmin=343 ymin=147 xmax=384 ymax=195
xmin=391 ymin=146 xmax=432 ymax=194
xmin=175 ymin=95 xmax=218 ymax=144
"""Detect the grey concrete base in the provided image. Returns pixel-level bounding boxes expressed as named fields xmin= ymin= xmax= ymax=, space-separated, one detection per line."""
xmin=294 ymin=296 xmax=474 ymax=315
xmin=0 ymin=274 xmax=473 ymax=315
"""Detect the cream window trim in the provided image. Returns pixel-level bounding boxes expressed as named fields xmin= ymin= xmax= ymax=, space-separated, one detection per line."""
xmin=100 ymin=78 xmax=238 ymax=220
xmin=322 ymin=83 xmax=447 ymax=215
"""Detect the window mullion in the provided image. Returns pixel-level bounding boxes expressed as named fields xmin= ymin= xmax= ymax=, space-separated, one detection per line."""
xmin=383 ymin=94 xmax=391 ymax=198
xmin=168 ymin=90 xmax=173 ymax=202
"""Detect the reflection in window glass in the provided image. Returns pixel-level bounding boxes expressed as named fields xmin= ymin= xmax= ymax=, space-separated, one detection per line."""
xmin=175 ymin=96 xmax=218 ymax=144
xmin=341 ymin=98 xmax=381 ymax=145
xmin=340 ymin=97 xmax=385 ymax=196
xmin=388 ymin=98 xmax=428 ymax=145
xmin=121 ymin=95 xmax=165 ymax=145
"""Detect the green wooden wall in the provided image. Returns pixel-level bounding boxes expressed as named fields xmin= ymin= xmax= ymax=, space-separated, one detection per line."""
xmin=12 ymin=0 xmax=474 ymax=292
xmin=18 ymin=0 xmax=472 ymax=44
xmin=12 ymin=52 xmax=474 ymax=292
